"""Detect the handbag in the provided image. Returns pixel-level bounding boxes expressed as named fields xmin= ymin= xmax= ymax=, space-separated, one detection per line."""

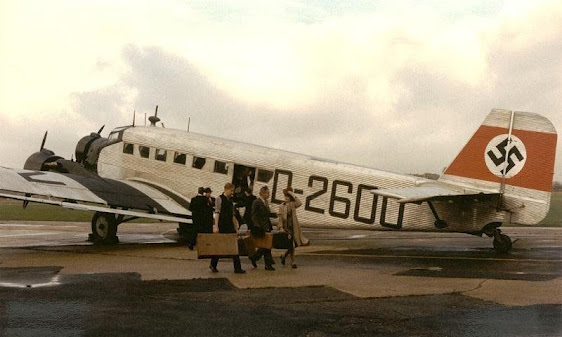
xmin=273 ymin=232 xmax=293 ymax=249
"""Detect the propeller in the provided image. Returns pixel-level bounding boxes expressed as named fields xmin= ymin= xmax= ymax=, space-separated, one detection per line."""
xmin=40 ymin=131 xmax=48 ymax=151
xmin=97 ymin=125 xmax=105 ymax=134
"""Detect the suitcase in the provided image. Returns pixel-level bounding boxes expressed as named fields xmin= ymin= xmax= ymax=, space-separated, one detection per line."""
xmin=273 ymin=232 xmax=293 ymax=249
xmin=238 ymin=236 xmax=256 ymax=257
xmin=252 ymin=233 xmax=273 ymax=249
xmin=197 ymin=233 xmax=239 ymax=259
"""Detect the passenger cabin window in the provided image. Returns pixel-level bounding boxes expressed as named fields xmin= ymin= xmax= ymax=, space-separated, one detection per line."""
xmin=139 ymin=146 xmax=150 ymax=158
xmin=257 ymin=169 xmax=274 ymax=183
xmin=192 ymin=156 xmax=206 ymax=169
xmin=214 ymin=161 xmax=228 ymax=174
xmin=155 ymin=148 xmax=167 ymax=162
xmin=174 ymin=152 xmax=186 ymax=165
xmin=123 ymin=143 xmax=134 ymax=155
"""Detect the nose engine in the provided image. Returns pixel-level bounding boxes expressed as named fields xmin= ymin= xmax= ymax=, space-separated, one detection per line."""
xmin=74 ymin=126 xmax=108 ymax=171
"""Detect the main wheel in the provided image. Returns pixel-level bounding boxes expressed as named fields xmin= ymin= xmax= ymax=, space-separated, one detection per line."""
xmin=493 ymin=233 xmax=512 ymax=253
xmin=90 ymin=212 xmax=119 ymax=244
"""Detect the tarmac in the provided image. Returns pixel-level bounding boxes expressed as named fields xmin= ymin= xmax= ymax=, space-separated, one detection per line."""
xmin=0 ymin=221 xmax=561 ymax=336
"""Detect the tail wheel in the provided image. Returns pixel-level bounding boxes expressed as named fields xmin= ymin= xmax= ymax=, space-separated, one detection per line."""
xmin=493 ymin=232 xmax=512 ymax=253
xmin=90 ymin=212 xmax=119 ymax=244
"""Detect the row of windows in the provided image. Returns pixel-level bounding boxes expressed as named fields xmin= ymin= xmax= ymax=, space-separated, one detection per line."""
xmin=122 ymin=142 xmax=274 ymax=183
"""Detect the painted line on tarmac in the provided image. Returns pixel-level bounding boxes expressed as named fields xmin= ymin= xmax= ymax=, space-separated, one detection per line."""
xmin=302 ymin=252 xmax=562 ymax=263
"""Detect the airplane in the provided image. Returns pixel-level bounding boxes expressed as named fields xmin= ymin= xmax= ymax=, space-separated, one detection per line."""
xmin=0 ymin=108 xmax=557 ymax=252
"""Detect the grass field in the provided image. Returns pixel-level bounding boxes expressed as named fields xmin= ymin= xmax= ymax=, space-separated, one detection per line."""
xmin=539 ymin=192 xmax=562 ymax=226
xmin=1 ymin=192 xmax=560 ymax=226
xmin=0 ymin=199 xmax=157 ymax=223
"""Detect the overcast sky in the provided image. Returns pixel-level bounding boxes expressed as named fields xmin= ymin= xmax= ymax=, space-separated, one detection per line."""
xmin=1 ymin=0 xmax=561 ymax=182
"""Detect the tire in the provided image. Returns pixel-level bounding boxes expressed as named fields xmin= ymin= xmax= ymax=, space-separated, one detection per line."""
xmin=91 ymin=212 xmax=118 ymax=244
xmin=493 ymin=233 xmax=512 ymax=253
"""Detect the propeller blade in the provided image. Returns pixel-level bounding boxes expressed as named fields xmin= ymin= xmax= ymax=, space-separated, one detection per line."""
xmin=97 ymin=125 xmax=105 ymax=134
xmin=155 ymin=105 xmax=158 ymax=117
xmin=40 ymin=131 xmax=48 ymax=151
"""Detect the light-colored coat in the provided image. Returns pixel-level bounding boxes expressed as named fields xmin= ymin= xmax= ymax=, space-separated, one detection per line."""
xmin=277 ymin=192 xmax=309 ymax=247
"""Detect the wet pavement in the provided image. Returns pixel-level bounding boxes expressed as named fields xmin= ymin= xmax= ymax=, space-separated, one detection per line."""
xmin=0 ymin=222 xmax=561 ymax=336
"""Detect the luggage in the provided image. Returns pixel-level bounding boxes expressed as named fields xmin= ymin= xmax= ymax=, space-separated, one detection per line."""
xmin=237 ymin=236 xmax=256 ymax=257
xmin=252 ymin=233 xmax=273 ymax=249
xmin=197 ymin=233 xmax=238 ymax=259
xmin=273 ymin=232 xmax=293 ymax=249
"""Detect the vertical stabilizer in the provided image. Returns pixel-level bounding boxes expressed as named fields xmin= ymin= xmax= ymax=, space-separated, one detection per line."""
xmin=440 ymin=109 xmax=557 ymax=224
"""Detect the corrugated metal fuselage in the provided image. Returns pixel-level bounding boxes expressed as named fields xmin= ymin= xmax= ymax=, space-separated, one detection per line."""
xmin=97 ymin=126 xmax=506 ymax=233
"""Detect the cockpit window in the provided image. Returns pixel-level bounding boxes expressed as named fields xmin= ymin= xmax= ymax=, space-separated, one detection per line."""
xmin=108 ymin=132 xmax=120 ymax=143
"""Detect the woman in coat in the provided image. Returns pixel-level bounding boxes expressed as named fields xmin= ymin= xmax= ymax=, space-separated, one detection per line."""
xmin=277 ymin=187 xmax=310 ymax=268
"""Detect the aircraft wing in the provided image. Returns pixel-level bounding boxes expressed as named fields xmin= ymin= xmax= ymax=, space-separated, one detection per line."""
xmin=0 ymin=167 xmax=190 ymax=222
xmin=371 ymin=185 xmax=500 ymax=204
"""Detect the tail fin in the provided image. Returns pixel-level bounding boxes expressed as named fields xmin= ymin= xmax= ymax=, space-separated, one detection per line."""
xmin=440 ymin=109 xmax=557 ymax=224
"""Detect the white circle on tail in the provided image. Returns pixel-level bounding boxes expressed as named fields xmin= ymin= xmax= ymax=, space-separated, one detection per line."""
xmin=484 ymin=134 xmax=527 ymax=178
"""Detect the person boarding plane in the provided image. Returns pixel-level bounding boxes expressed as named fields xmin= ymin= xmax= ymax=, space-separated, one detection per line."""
xmin=0 ymin=108 xmax=557 ymax=252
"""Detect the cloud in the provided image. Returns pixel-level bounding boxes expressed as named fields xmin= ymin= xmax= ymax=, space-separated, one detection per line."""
xmin=0 ymin=0 xmax=561 ymax=181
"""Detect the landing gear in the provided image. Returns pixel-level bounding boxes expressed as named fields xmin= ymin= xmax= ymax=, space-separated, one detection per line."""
xmin=492 ymin=229 xmax=512 ymax=253
xmin=482 ymin=223 xmax=512 ymax=253
xmin=89 ymin=212 xmax=119 ymax=244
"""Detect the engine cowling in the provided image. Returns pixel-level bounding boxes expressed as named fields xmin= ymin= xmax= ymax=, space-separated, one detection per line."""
xmin=75 ymin=132 xmax=108 ymax=171
xmin=23 ymin=149 xmax=63 ymax=171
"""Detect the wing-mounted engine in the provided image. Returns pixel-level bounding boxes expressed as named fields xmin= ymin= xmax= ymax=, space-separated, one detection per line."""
xmin=23 ymin=131 xmax=63 ymax=171
xmin=23 ymin=127 xmax=107 ymax=177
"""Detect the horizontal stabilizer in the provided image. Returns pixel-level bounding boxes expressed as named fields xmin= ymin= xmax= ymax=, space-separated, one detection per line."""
xmin=371 ymin=185 xmax=499 ymax=204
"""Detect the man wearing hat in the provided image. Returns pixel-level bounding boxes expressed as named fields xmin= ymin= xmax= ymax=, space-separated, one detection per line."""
xmin=187 ymin=187 xmax=207 ymax=249
xmin=201 ymin=187 xmax=215 ymax=234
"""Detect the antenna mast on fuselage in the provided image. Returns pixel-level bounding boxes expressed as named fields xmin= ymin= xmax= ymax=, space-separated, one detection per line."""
xmin=148 ymin=105 xmax=160 ymax=127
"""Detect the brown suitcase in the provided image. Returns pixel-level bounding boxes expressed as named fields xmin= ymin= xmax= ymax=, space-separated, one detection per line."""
xmin=238 ymin=236 xmax=256 ymax=256
xmin=197 ymin=233 xmax=239 ymax=259
xmin=252 ymin=233 xmax=273 ymax=249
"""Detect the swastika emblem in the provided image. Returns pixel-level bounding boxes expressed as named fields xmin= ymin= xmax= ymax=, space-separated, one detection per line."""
xmin=484 ymin=134 xmax=527 ymax=178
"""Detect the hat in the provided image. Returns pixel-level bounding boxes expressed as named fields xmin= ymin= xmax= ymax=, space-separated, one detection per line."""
xmin=282 ymin=187 xmax=293 ymax=194
xmin=204 ymin=187 xmax=212 ymax=193
xmin=283 ymin=187 xmax=295 ymax=201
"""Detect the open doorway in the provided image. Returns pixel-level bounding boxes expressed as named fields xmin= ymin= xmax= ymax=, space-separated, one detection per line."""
xmin=232 ymin=164 xmax=256 ymax=195
xmin=232 ymin=164 xmax=256 ymax=228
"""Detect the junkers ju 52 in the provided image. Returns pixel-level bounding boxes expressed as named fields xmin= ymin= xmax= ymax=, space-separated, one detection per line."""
xmin=0 ymin=107 xmax=557 ymax=253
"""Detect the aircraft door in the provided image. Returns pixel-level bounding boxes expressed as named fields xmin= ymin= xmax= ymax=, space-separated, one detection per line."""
xmin=232 ymin=164 xmax=256 ymax=228
xmin=232 ymin=164 xmax=256 ymax=195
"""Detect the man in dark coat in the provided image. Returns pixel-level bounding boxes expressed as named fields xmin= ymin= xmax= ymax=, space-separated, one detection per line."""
xmin=187 ymin=187 xmax=206 ymax=249
xmin=200 ymin=187 xmax=215 ymax=234
xmin=240 ymin=187 xmax=257 ymax=231
xmin=250 ymin=186 xmax=276 ymax=271
xmin=210 ymin=183 xmax=245 ymax=274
